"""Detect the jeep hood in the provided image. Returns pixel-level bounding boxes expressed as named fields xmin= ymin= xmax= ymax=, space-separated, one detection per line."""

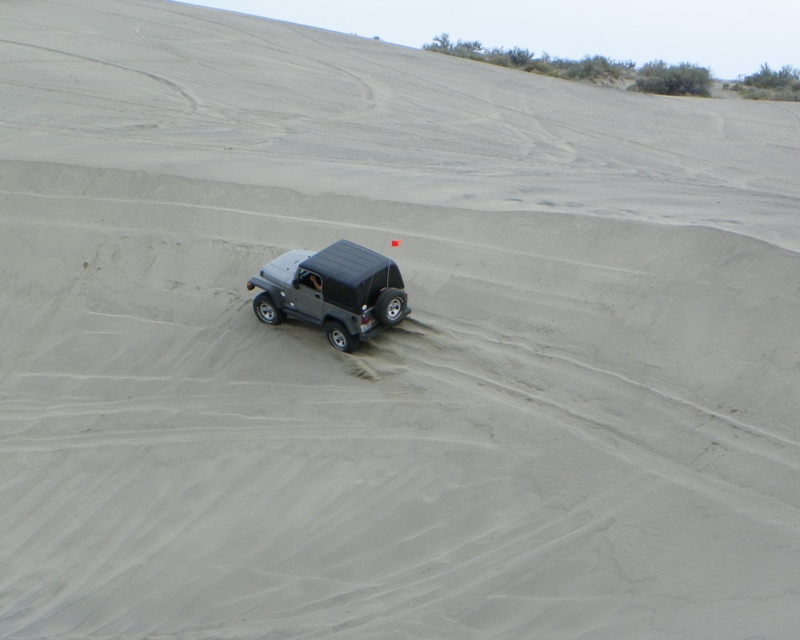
xmin=261 ymin=249 xmax=315 ymax=286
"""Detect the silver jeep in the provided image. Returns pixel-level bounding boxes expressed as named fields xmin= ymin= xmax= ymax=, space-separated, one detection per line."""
xmin=246 ymin=240 xmax=410 ymax=352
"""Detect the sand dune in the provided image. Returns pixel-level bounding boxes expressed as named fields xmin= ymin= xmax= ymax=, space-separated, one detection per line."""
xmin=2 ymin=1 xmax=800 ymax=638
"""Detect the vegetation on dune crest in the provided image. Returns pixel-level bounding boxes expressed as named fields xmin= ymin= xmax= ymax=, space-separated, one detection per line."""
xmin=633 ymin=60 xmax=712 ymax=97
xmin=423 ymin=33 xmax=797 ymax=100
xmin=423 ymin=34 xmax=634 ymax=85
xmin=730 ymin=64 xmax=800 ymax=101
xmin=423 ymin=34 xmax=535 ymax=69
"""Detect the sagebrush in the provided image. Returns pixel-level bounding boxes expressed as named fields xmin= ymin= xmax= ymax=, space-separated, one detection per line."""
xmin=422 ymin=33 xmax=798 ymax=101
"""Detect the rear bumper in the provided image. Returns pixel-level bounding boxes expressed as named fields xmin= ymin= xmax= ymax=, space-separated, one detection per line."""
xmin=359 ymin=307 xmax=412 ymax=341
xmin=359 ymin=323 xmax=389 ymax=341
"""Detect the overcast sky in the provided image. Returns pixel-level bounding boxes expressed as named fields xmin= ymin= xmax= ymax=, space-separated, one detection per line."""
xmin=176 ymin=1 xmax=798 ymax=80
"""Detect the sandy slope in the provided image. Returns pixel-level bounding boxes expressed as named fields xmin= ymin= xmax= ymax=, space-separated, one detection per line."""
xmin=2 ymin=1 xmax=800 ymax=639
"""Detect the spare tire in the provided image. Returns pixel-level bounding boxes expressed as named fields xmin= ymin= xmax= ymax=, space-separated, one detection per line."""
xmin=375 ymin=288 xmax=407 ymax=326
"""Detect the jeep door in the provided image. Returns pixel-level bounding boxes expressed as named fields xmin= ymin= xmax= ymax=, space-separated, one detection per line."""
xmin=293 ymin=269 xmax=325 ymax=321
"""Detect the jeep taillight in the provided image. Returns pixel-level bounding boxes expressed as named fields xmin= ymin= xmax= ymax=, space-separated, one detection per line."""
xmin=361 ymin=311 xmax=372 ymax=324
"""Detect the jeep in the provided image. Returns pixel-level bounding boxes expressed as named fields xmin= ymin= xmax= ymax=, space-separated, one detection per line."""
xmin=246 ymin=239 xmax=410 ymax=352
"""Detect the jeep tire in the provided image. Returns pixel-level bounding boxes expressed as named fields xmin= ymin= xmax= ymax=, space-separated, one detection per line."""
xmin=253 ymin=292 xmax=284 ymax=325
xmin=325 ymin=320 xmax=360 ymax=353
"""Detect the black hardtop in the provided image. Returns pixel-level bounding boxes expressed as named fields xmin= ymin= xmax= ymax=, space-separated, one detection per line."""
xmin=300 ymin=240 xmax=396 ymax=287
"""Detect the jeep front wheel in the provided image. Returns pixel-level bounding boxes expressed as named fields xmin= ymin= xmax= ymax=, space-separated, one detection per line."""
xmin=325 ymin=321 xmax=360 ymax=353
xmin=375 ymin=288 xmax=407 ymax=326
xmin=253 ymin=292 xmax=284 ymax=325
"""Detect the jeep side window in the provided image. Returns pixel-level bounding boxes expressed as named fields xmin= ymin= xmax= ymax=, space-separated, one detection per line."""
xmin=298 ymin=269 xmax=322 ymax=292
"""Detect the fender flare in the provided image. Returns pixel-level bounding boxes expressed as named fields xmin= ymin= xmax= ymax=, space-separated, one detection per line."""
xmin=322 ymin=308 xmax=359 ymax=335
xmin=246 ymin=276 xmax=286 ymax=309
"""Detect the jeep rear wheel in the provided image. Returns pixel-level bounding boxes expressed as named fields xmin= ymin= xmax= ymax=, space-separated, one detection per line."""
xmin=375 ymin=288 xmax=407 ymax=326
xmin=253 ymin=292 xmax=284 ymax=325
xmin=325 ymin=321 xmax=360 ymax=353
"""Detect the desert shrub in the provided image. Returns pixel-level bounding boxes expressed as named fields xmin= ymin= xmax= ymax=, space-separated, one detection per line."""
xmin=423 ymin=34 xmax=487 ymax=61
xmin=564 ymin=55 xmax=622 ymax=80
xmin=524 ymin=55 xmax=633 ymax=83
xmin=733 ymin=85 xmax=800 ymax=101
xmin=482 ymin=46 xmax=535 ymax=69
xmin=742 ymin=63 xmax=800 ymax=89
xmin=525 ymin=56 xmax=575 ymax=79
xmin=425 ymin=34 xmax=536 ymax=68
xmin=424 ymin=35 xmax=630 ymax=83
xmin=423 ymin=33 xmax=454 ymax=53
xmin=483 ymin=48 xmax=513 ymax=68
xmin=730 ymin=63 xmax=800 ymax=100
xmin=773 ymin=90 xmax=799 ymax=101
xmin=506 ymin=47 xmax=534 ymax=68
xmin=635 ymin=60 xmax=712 ymax=97
xmin=423 ymin=35 xmax=740 ymax=98
xmin=525 ymin=57 xmax=555 ymax=75
xmin=453 ymin=39 xmax=485 ymax=59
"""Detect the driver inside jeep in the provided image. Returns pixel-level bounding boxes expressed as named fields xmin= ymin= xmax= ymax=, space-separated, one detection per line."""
xmin=298 ymin=270 xmax=322 ymax=291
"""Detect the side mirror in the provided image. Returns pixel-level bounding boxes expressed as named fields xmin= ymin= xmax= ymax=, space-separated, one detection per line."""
xmin=292 ymin=279 xmax=299 ymax=289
